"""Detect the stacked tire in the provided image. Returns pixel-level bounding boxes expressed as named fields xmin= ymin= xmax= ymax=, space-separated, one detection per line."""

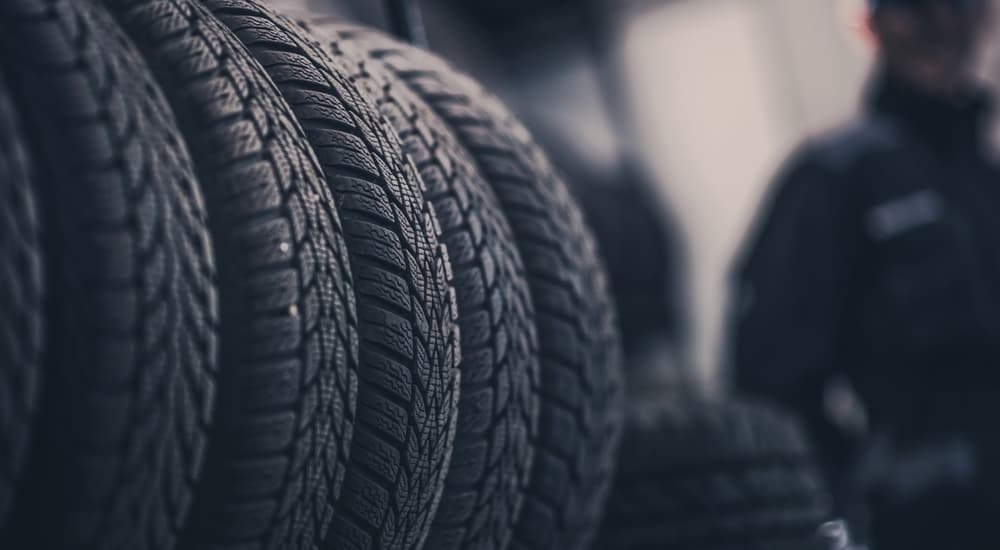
xmin=0 ymin=1 xmax=626 ymax=549
xmin=593 ymin=395 xmax=834 ymax=550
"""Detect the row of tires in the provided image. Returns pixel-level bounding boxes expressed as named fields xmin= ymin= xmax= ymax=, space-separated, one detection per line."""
xmin=0 ymin=1 xmax=838 ymax=549
xmin=0 ymin=0 xmax=624 ymax=549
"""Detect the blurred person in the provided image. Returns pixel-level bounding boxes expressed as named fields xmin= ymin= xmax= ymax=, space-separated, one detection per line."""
xmin=730 ymin=0 xmax=1000 ymax=547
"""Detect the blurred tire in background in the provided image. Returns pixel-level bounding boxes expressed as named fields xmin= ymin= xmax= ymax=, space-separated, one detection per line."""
xmin=594 ymin=396 xmax=833 ymax=550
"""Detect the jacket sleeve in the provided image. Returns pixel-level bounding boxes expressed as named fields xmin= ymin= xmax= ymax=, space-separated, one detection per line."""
xmin=731 ymin=151 xmax=858 ymax=471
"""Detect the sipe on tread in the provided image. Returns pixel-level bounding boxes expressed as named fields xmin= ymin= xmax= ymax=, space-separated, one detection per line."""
xmin=101 ymin=0 xmax=360 ymax=548
xmin=314 ymin=30 xmax=541 ymax=550
xmin=308 ymin=23 xmax=627 ymax=550
xmin=202 ymin=2 xmax=461 ymax=549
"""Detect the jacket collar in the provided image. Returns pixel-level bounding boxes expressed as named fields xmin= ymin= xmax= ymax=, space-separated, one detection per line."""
xmin=865 ymin=69 xmax=993 ymax=154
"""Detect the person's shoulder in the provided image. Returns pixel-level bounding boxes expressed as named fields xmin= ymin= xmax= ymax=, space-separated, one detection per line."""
xmin=794 ymin=115 xmax=898 ymax=175
xmin=761 ymin=117 xmax=893 ymax=216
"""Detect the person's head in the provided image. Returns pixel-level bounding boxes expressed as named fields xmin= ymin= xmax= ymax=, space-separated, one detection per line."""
xmin=866 ymin=0 xmax=990 ymax=95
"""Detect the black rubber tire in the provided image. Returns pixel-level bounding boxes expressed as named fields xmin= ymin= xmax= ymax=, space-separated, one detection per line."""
xmin=312 ymin=31 xmax=540 ymax=550
xmin=202 ymin=3 xmax=461 ymax=550
xmin=593 ymin=397 xmax=833 ymax=550
xmin=0 ymin=1 xmax=218 ymax=549
xmin=314 ymin=24 xmax=626 ymax=550
xmin=101 ymin=1 xmax=359 ymax=549
xmin=0 ymin=73 xmax=43 ymax=528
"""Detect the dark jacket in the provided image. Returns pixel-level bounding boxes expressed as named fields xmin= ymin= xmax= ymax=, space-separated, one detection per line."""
xmin=732 ymin=73 xmax=1000 ymax=478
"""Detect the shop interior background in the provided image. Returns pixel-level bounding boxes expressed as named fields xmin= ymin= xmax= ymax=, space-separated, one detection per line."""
xmin=287 ymin=0 xmax=1000 ymax=384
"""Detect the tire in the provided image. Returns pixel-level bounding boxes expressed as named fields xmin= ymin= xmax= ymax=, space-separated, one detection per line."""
xmin=0 ymin=1 xmax=218 ymax=549
xmin=314 ymin=24 xmax=626 ymax=550
xmin=593 ymin=397 xmax=833 ymax=550
xmin=311 ymin=29 xmax=540 ymax=550
xmin=0 ymin=73 xmax=43 ymax=528
xmin=202 ymin=3 xmax=461 ymax=550
xmin=101 ymin=1 xmax=358 ymax=549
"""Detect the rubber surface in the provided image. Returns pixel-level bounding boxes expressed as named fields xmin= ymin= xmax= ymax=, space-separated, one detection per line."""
xmin=316 ymin=24 xmax=626 ymax=550
xmin=323 ymin=32 xmax=540 ymax=550
xmin=0 ymin=73 xmax=43 ymax=528
xmin=593 ymin=398 xmax=832 ymax=550
xmin=203 ymin=3 xmax=461 ymax=550
xmin=102 ymin=1 xmax=358 ymax=548
xmin=0 ymin=1 xmax=219 ymax=548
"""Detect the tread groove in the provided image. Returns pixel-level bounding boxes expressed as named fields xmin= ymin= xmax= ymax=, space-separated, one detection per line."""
xmin=203 ymin=4 xmax=461 ymax=550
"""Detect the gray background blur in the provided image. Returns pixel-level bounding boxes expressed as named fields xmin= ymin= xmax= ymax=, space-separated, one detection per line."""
xmin=622 ymin=0 xmax=1000 ymax=387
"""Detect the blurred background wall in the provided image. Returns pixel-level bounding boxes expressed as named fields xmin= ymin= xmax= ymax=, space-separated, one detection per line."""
xmin=621 ymin=0 xmax=871 ymax=385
